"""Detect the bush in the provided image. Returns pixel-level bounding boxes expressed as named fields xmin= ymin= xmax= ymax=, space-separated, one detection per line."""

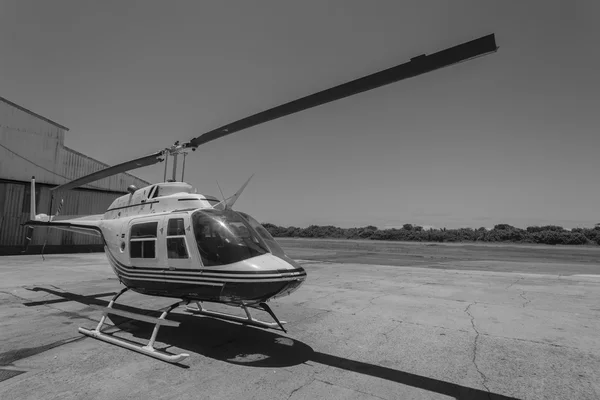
xmin=259 ymin=221 xmax=598 ymax=246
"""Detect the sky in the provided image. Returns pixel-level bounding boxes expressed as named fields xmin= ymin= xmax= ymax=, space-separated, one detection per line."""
xmin=1 ymin=0 xmax=599 ymax=229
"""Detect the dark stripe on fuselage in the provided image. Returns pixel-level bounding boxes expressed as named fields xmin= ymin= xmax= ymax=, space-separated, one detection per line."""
xmin=119 ymin=276 xmax=302 ymax=302
xmin=104 ymin=250 xmax=305 ymax=302
xmin=112 ymin=262 xmax=303 ymax=283
xmin=128 ymin=265 xmax=306 ymax=276
xmin=119 ymin=258 xmax=304 ymax=275
xmin=104 ymin=248 xmax=306 ymax=282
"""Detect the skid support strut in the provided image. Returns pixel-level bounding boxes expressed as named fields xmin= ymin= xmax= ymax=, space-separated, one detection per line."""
xmin=78 ymin=288 xmax=190 ymax=363
xmin=185 ymin=301 xmax=287 ymax=333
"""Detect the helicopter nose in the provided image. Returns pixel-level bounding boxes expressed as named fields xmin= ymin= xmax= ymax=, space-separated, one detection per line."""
xmin=269 ymin=253 xmax=306 ymax=275
xmin=218 ymin=253 xmax=307 ymax=302
xmin=261 ymin=253 xmax=306 ymax=300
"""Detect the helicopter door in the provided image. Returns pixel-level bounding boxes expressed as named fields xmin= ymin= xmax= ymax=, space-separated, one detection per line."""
xmin=128 ymin=218 xmax=165 ymax=270
xmin=163 ymin=216 xmax=193 ymax=270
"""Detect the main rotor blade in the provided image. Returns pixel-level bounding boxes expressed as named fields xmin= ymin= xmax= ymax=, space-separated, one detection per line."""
xmin=50 ymin=150 xmax=164 ymax=192
xmin=187 ymin=34 xmax=497 ymax=149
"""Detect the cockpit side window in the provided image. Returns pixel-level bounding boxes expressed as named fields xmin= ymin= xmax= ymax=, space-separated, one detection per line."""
xmin=166 ymin=218 xmax=189 ymax=259
xmin=191 ymin=210 xmax=268 ymax=266
xmin=167 ymin=218 xmax=185 ymax=236
xmin=238 ymin=212 xmax=287 ymax=258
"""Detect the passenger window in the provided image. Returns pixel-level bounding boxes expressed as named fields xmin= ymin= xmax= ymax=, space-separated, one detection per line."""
xmin=131 ymin=222 xmax=158 ymax=238
xmin=130 ymin=222 xmax=158 ymax=259
xmin=130 ymin=241 xmax=156 ymax=258
xmin=166 ymin=218 xmax=189 ymax=259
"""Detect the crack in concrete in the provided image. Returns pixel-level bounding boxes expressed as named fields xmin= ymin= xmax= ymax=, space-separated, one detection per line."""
xmin=505 ymin=277 xmax=523 ymax=290
xmin=0 ymin=290 xmax=32 ymax=303
xmin=308 ymin=288 xmax=480 ymax=307
xmin=404 ymin=282 xmax=433 ymax=290
xmin=519 ymin=291 xmax=531 ymax=308
xmin=378 ymin=319 xmax=403 ymax=343
xmin=384 ymin=316 xmax=574 ymax=350
xmin=289 ymin=309 xmax=331 ymax=327
xmin=464 ymin=302 xmax=491 ymax=397
xmin=353 ymin=293 xmax=387 ymax=315
xmin=286 ymin=378 xmax=315 ymax=400
xmin=295 ymin=290 xmax=341 ymax=306
xmin=315 ymin=378 xmax=388 ymax=400
xmin=386 ymin=317 xmax=470 ymax=334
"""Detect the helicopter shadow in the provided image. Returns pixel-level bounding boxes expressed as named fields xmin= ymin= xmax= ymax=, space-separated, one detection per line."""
xmin=29 ymin=287 xmax=520 ymax=400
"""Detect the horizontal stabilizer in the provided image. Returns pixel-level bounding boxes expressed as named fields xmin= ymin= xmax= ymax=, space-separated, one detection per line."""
xmin=24 ymin=215 xmax=104 ymax=237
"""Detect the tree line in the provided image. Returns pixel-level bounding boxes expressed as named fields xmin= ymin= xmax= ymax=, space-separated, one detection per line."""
xmin=261 ymin=223 xmax=600 ymax=246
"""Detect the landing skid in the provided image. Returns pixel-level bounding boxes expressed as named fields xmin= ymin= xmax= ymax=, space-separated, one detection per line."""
xmin=185 ymin=301 xmax=287 ymax=333
xmin=78 ymin=288 xmax=190 ymax=363
xmin=79 ymin=289 xmax=289 ymax=363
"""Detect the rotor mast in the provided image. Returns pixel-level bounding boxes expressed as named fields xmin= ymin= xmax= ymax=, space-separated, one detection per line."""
xmin=164 ymin=140 xmax=191 ymax=182
xmin=171 ymin=153 xmax=178 ymax=181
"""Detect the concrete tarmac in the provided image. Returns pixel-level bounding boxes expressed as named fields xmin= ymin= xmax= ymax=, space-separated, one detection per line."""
xmin=1 ymin=248 xmax=599 ymax=400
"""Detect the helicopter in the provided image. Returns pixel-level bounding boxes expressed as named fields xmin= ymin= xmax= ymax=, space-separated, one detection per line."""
xmin=23 ymin=34 xmax=498 ymax=363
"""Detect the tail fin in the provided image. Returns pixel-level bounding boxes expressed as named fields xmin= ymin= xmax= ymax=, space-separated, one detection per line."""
xmin=25 ymin=176 xmax=50 ymax=223
xmin=213 ymin=174 xmax=254 ymax=211
xmin=23 ymin=177 xmax=38 ymax=253
xmin=29 ymin=176 xmax=36 ymax=220
xmin=22 ymin=226 xmax=34 ymax=253
xmin=22 ymin=176 xmax=52 ymax=254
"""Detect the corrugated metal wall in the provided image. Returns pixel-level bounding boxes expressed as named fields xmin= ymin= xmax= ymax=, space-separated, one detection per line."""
xmin=0 ymin=134 xmax=149 ymax=193
xmin=58 ymin=146 xmax=149 ymax=193
xmin=0 ymin=181 xmax=120 ymax=247
xmin=0 ymin=181 xmax=26 ymax=246
xmin=0 ymin=97 xmax=65 ymax=141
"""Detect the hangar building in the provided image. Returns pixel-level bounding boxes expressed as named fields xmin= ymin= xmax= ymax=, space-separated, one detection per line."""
xmin=0 ymin=96 xmax=149 ymax=255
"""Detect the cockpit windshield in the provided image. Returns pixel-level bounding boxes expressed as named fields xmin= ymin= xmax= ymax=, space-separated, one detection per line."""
xmin=191 ymin=209 xmax=269 ymax=266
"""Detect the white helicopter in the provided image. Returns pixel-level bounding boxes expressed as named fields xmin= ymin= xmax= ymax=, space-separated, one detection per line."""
xmin=24 ymin=34 xmax=498 ymax=363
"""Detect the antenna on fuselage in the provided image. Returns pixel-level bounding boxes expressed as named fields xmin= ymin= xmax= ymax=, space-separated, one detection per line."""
xmin=213 ymin=174 xmax=254 ymax=210
xmin=216 ymin=180 xmax=226 ymax=203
